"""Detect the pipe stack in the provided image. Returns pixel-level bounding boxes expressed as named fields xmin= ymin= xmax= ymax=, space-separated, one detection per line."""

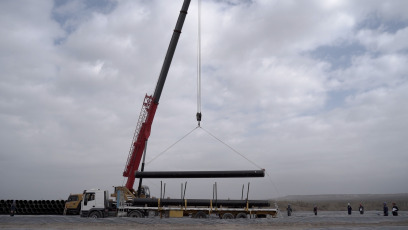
xmin=132 ymin=198 xmax=270 ymax=208
xmin=0 ymin=199 xmax=66 ymax=215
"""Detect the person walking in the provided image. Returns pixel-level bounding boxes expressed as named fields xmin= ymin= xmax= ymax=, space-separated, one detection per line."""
xmin=359 ymin=203 xmax=364 ymax=214
xmin=383 ymin=202 xmax=389 ymax=216
xmin=347 ymin=203 xmax=352 ymax=215
xmin=392 ymin=203 xmax=399 ymax=216
xmin=10 ymin=200 xmax=16 ymax=216
xmin=313 ymin=204 xmax=317 ymax=215
xmin=287 ymin=204 xmax=293 ymax=216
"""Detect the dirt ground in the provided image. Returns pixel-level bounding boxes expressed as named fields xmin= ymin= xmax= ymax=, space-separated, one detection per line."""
xmin=1 ymin=222 xmax=408 ymax=230
xmin=1 ymin=211 xmax=408 ymax=230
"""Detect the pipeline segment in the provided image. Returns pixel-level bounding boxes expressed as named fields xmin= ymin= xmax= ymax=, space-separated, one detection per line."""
xmin=132 ymin=198 xmax=270 ymax=208
xmin=135 ymin=170 xmax=265 ymax=178
xmin=0 ymin=200 xmax=65 ymax=215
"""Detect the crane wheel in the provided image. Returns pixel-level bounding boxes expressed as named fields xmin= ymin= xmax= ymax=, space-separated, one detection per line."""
xmin=236 ymin=212 xmax=247 ymax=218
xmin=194 ymin=211 xmax=207 ymax=218
xmin=128 ymin=210 xmax=143 ymax=218
xmin=221 ymin=213 xmax=234 ymax=219
xmin=89 ymin=211 xmax=101 ymax=218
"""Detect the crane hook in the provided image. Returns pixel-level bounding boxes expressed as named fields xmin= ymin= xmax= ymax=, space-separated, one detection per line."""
xmin=196 ymin=112 xmax=202 ymax=127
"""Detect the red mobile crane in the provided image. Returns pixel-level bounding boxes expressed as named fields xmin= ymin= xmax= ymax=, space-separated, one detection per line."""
xmin=120 ymin=0 xmax=192 ymax=199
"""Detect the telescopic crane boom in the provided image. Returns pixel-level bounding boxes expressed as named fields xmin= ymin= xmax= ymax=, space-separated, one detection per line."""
xmin=122 ymin=0 xmax=191 ymax=191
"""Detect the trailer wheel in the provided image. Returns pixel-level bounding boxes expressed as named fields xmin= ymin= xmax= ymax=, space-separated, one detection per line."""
xmin=128 ymin=210 xmax=143 ymax=218
xmin=194 ymin=211 xmax=207 ymax=218
xmin=147 ymin=210 xmax=157 ymax=218
xmin=222 ymin=213 xmax=234 ymax=219
xmin=89 ymin=211 xmax=101 ymax=218
xmin=236 ymin=212 xmax=247 ymax=218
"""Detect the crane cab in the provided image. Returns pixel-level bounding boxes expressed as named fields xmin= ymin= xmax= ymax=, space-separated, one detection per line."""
xmin=111 ymin=186 xmax=150 ymax=202
xmin=138 ymin=185 xmax=150 ymax=198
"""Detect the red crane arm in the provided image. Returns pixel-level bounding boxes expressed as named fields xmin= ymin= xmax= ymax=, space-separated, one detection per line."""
xmin=123 ymin=95 xmax=158 ymax=189
xmin=122 ymin=0 xmax=191 ymax=191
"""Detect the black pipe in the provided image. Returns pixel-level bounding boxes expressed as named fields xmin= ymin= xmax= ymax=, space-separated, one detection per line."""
xmin=132 ymin=198 xmax=269 ymax=208
xmin=135 ymin=170 xmax=265 ymax=178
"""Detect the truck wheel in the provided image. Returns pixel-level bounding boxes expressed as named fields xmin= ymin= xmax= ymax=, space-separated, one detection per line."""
xmin=222 ymin=213 xmax=234 ymax=219
xmin=194 ymin=211 xmax=207 ymax=218
xmin=75 ymin=205 xmax=81 ymax=215
xmin=128 ymin=210 xmax=143 ymax=218
xmin=236 ymin=212 xmax=247 ymax=218
xmin=256 ymin=214 xmax=267 ymax=218
xmin=89 ymin=211 xmax=101 ymax=218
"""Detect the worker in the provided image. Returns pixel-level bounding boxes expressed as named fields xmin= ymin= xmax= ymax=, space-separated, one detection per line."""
xmin=392 ymin=203 xmax=399 ymax=216
xmin=347 ymin=203 xmax=352 ymax=215
xmin=10 ymin=200 xmax=16 ymax=216
xmin=287 ymin=204 xmax=292 ymax=216
xmin=313 ymin=204 xmax=317 ymax=215
xmin=359 ymin=203 xmax=364 ymax=214
xmin=383 ymin=202 xmax=389 ymax=216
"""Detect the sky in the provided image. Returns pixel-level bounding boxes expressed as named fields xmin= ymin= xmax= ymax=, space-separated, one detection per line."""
xmin=0 ymin=0 xmax=407 ymax=201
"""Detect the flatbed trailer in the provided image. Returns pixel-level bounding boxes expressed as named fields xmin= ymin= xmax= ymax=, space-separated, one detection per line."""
xmin=80 ymin=189 xmax=277 ymax=219
xmin=120 ymin=201 xmax=278 ymax=219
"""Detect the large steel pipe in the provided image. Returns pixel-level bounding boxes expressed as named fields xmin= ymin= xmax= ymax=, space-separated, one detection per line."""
xmin=135 ymin=170 xmax=265 ymax=178
xmin=132 ymin=198 xmax=270 ymax=208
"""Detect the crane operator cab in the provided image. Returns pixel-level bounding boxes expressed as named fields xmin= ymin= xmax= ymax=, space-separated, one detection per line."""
xmin=138 ymin=186 xmax=150 ymax=198
xmin=111 ymin=186 xmax=150 ymax=202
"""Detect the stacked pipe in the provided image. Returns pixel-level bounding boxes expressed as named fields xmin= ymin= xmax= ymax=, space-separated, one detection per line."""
xmin=132 ymin=198 xmax=270 ymax=208
xmin=0 ymin=200 xmax=66 ymax=215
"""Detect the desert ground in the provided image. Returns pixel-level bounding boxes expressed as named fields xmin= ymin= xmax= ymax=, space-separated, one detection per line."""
xmin=1 ymin=211 xmax=408 ymax=230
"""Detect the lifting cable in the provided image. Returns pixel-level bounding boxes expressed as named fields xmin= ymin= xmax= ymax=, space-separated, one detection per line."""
xmin=146 ymin=126 xmax=263 ymax=170
xmin=147 ymin=0 xmax=263 ymax=171
xmin=146 ymin=126 xmax=199 ymax=166
xmin=200 ymin=127 xmax=263 ymax=170
xmin=196 ymin=0 xmax=202 ymax=126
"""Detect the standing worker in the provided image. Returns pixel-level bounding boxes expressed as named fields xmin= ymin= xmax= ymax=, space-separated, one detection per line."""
xmin=359 ymin=203 xmax=364 ymax=214
xmin=313 ymin=204 xmax=318 ymax=215
xmin=392 ymin=203 xmax=399 ymax=216
xmin=383 ymin=202 xmax=389 ymax=216
xmin=347 ymin=203 xmax=352 ymax=215
xmin=10 ymin=200 xmax=16 ymax=216
xmin=287 ymin=204 xmax=292 ymax=216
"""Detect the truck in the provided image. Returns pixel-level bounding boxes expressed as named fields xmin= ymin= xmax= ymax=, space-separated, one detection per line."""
xmin=80 ymin=188 xmax=277 ymax=219
xmin=64 ymin=193 xmax=83 ymax=215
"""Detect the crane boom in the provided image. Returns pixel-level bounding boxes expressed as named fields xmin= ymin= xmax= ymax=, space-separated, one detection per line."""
xmin=123 ymin=0 xmax=191 ymax=190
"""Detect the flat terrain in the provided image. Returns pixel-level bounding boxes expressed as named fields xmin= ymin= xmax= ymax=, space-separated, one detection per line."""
xmin=275 ymin=193 xmax=408 ymax=211
xmin=1 ymin=211 xmax=408 ymax=230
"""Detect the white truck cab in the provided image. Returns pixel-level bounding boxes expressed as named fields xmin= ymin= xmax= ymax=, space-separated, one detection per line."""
xmin=80 ymin=189 xmax=112 ymax=218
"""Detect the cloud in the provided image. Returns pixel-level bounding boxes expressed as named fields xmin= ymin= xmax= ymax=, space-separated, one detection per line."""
xmin=0 ymin=0 xmax=407 ymax=200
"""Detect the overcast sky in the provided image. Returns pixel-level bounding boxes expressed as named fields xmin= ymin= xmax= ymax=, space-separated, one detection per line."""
xmin=1 ymin=0 xmax=407 ymax=201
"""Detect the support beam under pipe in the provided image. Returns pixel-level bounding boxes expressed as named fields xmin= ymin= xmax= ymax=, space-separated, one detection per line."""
xmin=135 ymin=170 xmax=265 ymax=178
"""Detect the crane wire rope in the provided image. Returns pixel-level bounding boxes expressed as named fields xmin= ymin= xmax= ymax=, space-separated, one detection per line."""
xmin=199 ymin=126 xmax=263 ymax=170
xmin=191 ymin=2 xmax=281 ymax=197
xmin=145 ymin=1 xmax=279 ymax=199
xmin=146 ymin=126 xmax=199 ymax=166
xmin=147 ymin=0 xmax=262 ymax=171
xmin=196 ymin=0 xmax=202 ymax=126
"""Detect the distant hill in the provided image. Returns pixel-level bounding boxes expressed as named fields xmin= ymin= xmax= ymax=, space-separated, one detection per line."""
xmin=272 ymin=194 xmax=408 ymax=211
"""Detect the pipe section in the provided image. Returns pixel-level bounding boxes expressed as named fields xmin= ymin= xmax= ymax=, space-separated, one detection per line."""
xmin=135 ymin=170 xmax=265 ymax=178
xmin=0 ymin=200 xmax=65 ymax=215
xmin=132 ymin=198 xmax=270 ymax=208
